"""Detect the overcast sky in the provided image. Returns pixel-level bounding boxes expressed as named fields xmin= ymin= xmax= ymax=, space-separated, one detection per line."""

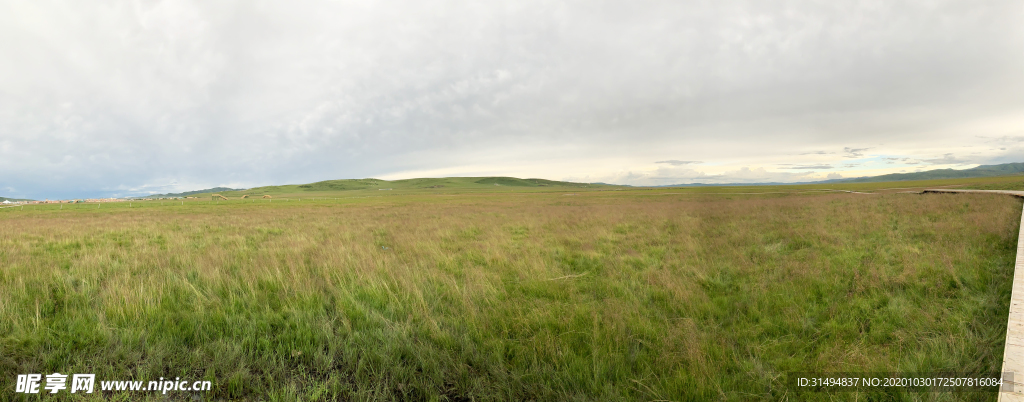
xmin=2 ymin=1 xmax=1023 ymax=199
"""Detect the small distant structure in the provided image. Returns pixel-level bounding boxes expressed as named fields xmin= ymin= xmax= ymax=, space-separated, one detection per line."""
xmin=262 ymin=195 xmax=272 ymax=199
xmin=212 ymin=194 xmax=228 ymax=200
xmin=1 ymin=200 xmax=10 ymax=204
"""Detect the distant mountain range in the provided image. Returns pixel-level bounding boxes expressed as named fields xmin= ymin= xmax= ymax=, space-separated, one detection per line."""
xmin=830 ymin=162 xmax=1024 ymax=183
xmin=656 ymin=162 xmax=1024 ymax=187
xmin=239 ymin=177 xmax=608 ymax=194
xmin=0 ymin=196 xmax=32 ymax=202
xmin=128 ymin=163 xmax=1024 ymax=198
xmin=136 ymin=177 xmax=608 ymax=198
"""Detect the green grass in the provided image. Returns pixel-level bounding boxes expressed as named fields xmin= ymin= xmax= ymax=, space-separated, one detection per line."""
xmin=0 ymin=185 xmax=1018 ymax=400
xmin=960 ymin=180 xmax=1024 ymax=191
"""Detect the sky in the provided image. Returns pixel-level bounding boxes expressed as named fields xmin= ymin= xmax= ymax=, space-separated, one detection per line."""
xmin=1 ymin=1 xmax=1023 ymax=199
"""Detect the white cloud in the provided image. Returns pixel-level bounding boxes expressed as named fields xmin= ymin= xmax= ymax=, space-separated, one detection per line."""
xmin=655 ymin=160 xmax=703 ymax=166
xmin=584 ymin=165 xmax=832 ymax=186
xmin=922 ymin=153 xmax=971 ymax=165
xmin=782 ymin=164 xmax=833 ymax=170
xmin=0 ymin=0 xmax=1022 ymax=198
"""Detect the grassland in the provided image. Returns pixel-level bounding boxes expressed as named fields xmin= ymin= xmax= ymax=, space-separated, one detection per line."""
xmin=960 ymin=178 xmax=1024 ymax=191
xmin=1 ymin=179 xmax=1021 ymax=401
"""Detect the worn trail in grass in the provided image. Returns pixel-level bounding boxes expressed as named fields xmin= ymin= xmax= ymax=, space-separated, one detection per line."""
xmin=0 ymin=191 xmax=1018 ymax=400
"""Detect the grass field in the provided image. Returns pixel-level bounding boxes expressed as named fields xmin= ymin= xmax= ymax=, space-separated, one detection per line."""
xmin=1 ymin=180 xmax=1021 ymax=400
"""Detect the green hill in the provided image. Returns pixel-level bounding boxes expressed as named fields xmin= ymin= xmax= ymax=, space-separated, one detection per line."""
xmin=129 ymin=164 xmax=1024 ymax=199
xmin=144 ymin=187 xmax=246 ymax=198
xmin=294 ymin=179 xmax=386 ymax=191
xmin=0 ymin=196 xmax=32 ymax=202
xmin=472 ymin=177 xmax=585 ymax=187
xmin=223 ymin=176 xmax=612 ymax=196
xmin=839 ymin=162 xmax=1024 ymax=183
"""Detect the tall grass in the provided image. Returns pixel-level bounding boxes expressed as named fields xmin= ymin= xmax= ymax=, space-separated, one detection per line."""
xmin=0 ymin=191 xmax=1018 ymax=401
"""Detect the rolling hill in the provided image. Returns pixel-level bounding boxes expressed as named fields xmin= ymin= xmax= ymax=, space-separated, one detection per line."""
xmin=143 ymin=163 xmax=1024 ymax=199
xmin=169 ymin=177 xmax=615 ymax=197
xmin=835 ymin=162 xmax=1024 ymax=183
xmin=0 ymin=196 xmax=32 ymax=202
xmin=143 ymin=187 xmax=247 ymax=198
xmin=655 ymin=162 xmax=1024 ymax=187
xmin=132 ymin=164 xmax=1024 ymax=199
xmin=246 ymin=177 xmax=608 ymax=193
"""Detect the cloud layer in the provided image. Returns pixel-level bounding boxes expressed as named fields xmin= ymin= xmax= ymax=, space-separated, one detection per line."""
xmin=1 ymin=1 xmax=1023 ymax=198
